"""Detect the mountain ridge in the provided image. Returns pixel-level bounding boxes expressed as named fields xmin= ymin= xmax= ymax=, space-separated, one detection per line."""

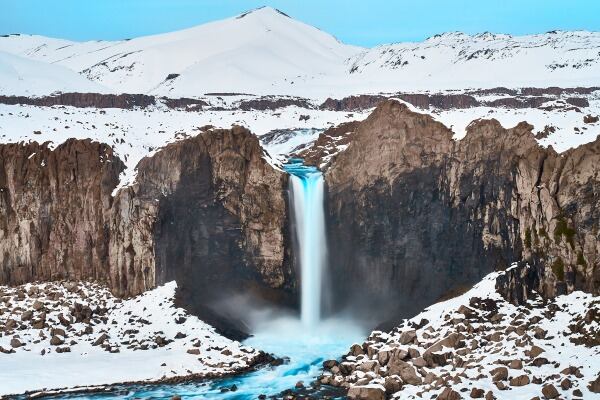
xmin=0 ymin=8 xmax=598 ymax=98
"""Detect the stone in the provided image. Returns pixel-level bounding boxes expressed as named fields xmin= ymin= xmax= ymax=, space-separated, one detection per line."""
xmin=589 ymin=375 xmax=600 ymax=393
xmin=93 ymin=333 xmax=110 ymax=346
xmin=323 ymin=359 xmax=338 ymax=369
xmin=470 ymin=388 xmax=485 ymax=398
xmin=10 ymin=338 xmax=22 ymax=348
xmin=383 ymin=376 xmax=402 ymax=394
xmin=509 ymin=374 xmax=530 ymax=386
xmin=438 ymin=387 xmax=462 ymax=400
xmin=50 ymin=335 xmax=64 ymax=346
xmin=347 ymin=384 xmax=386 ymax=400
xmin=528 ymin=345 xmax=544 ymax=358
xmin=425 ymin=333 xmax=463 ymax=354
xmin=508 ymin=359 xmax=523 ymax=369
xmin=484 ymin=391 xmax=495 ymax=400
xmin=187 ymin=348 xmax=200 ymax=355
xmin=490 ymin=366 xmax=508 ymax=382
xmin=398 ymin=364 xmax=422 ymax=385
xmin=532 ymin=357 xmax=549 ymax=367
xmin=541 ymin=384 xmax=559 ymax=399
xmin=412 ymin=357 xmax=427 ymax=368
xmin=399 ymin=330 xmax=417 ymax=345
xmin=560 ymin=378 xmax=572 ymax=390
xmin=21 ymin=310 xmax=33 ymax=321
xmin=32 ymin=300 xmax=44 ymax=311
xmin=350 ymin=344 xmax=364 ymax=356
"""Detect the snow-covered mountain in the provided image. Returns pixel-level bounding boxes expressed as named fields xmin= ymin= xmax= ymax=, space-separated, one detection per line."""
xmin=0 ymin=8 xmax=598 ymax=98
xmin=0 ymin=7 xmax=359 ymax=98
xmin=0 ymin=51 xmax=106 ymax=96
xmin=348 ymin=30 xmax=600 ymax=92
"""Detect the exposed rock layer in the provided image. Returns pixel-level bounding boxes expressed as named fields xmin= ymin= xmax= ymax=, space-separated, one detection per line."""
xmin=322 ymin=100 xmax=599 ymax=322
xmin=0 ymin=127 xmax=293 ymax=333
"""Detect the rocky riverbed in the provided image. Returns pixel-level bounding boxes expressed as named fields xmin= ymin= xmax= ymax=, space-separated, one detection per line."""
xmin=319 ymin=265 xmax=600 ymax=400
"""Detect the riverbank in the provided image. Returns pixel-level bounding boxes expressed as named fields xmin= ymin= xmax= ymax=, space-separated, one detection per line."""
xmin=0 ymin=281 xmax=265 ymax=396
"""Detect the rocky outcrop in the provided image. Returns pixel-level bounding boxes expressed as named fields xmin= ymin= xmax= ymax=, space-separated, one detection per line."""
xmin=322 ymin=100 xmax=599 ymax=322
xmin=0 ymin=127 xmax=293 ymax=335
xmin=0 ymin=139 xmax=124 ymax=287
xmin=319 ymin=88 xmax=596 ymax=112
xmin=0 ymin=93 xmax=207 ymax=110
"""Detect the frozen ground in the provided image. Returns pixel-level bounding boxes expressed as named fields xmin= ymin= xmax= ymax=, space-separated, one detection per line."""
xmin=322 ymin=265 xmax=600 ymax=399
xmin=0 ymin=281 xmax=263 ymax=397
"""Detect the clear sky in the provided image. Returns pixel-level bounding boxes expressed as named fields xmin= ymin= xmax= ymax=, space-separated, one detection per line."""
xmin=3 ymin=0 xmax=600 ymax=46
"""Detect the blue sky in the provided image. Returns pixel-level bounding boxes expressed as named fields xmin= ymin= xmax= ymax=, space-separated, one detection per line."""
xmin=3 ymin=0 xmax=600 ymax=46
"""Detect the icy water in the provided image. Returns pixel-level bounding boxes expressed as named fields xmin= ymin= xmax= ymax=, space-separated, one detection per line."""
xmin=48 ymin=159 xmax=364 ymax=399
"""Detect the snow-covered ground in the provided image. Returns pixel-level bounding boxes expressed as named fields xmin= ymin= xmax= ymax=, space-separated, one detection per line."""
xmin=0 ymin=103 xmax=368 ymax=190
xmin=0 ymin=281 xmax=264 ymax=397
xmin=322 ymin=265 xmax=600 ymax=399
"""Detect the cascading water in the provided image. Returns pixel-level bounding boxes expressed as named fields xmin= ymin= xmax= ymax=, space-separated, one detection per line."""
xmin=62 ymin=156 xmax=364 ymax=399
xmin=283 ymin=158 xmax=327 ymax=327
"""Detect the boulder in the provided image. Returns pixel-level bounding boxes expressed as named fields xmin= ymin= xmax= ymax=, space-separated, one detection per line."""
xmin=21 ymin=310 xmax=33 ymax=321
xmin=93 ymin=333 xmax=110 ymax=346
xmin=490 ymin=367 xmax=508 ymax=382
xmin=508 ymin=359 xmax=523 ymax=369
xmin=470 ymin=388 xmax=485 ymax=398
xmin=398 ymin=364 xmax=422 ymax=385
xmin=347 ymin=384 xmax=386 ymax=400
xmin=527 ymin=345 xmax=544 ymax=358
xmin=509 ymin=374 xmax=530 ymax=386
xmin=50 ymin=335 xmax=64 ymax=346
xmin=32 ymin=300 xmax=44 ymax=311
xmin=438 ymin=387 xmax=462 ymax=400
xmin=383 ymin=376 xmax=402 ymax=394
xmin=425 ymin=333 xmax=463 ymax=354
xmin=541 ymin=384 xmax=559 ymax=399
xmin=399 ymin=330 xmax=417 ymax=345
xmin=10 ymin=338 xmax=22 ymax=348
xmin=589 ymin=375 xmax=600 ymax=393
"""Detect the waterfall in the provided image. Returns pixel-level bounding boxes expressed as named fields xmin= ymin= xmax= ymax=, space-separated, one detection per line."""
xmin=284 ymin=159 xmax=327 ymax=328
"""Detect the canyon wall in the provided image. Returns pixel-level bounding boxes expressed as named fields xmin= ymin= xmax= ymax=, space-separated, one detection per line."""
xmin=0 ymin=127 xmax=294 ymax=335
xmin=323 ymin=100 xmax=599 ymax=324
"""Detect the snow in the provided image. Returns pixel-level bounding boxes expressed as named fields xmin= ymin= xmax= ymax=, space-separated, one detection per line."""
xmin=334 ymin=266 xmax=600 ymax=399
xmin=0 ymin=103 xmax=368 ymax=191
xmin=0 ymin=281 xmax=260 ymax=396
xmin=0 ymin=11 xmax=598 ymax=98
xmin=0 ymin=51 xmax=106 ymax=96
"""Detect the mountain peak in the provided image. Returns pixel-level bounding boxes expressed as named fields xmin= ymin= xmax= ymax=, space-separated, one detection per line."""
xmin=236 ymin=6 xmax=290 ymax=20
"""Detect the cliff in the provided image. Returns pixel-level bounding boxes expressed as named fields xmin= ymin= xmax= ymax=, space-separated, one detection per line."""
xmin=322 ymin=100 xmax=599 ymax=324
xmin=0 ymin=127 xmax=294 ymax=336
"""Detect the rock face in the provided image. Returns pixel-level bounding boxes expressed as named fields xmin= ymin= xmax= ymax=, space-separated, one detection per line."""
xmin=0 ymin=127 xmax=293 ymax=334
xmin=0 ymin=139 xmax=124 ymax=286
xmin=323 ymin=100 xmax=599 ymax=322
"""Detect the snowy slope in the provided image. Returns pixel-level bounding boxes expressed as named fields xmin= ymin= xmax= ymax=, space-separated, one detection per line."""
xmin=0 ymin=281 xmax=263 ymax=396
xmin=346 ymin=31 xmax=600 ymax=93
xmin=322 ymin=265 xmax=600 ymax=399
xmin=0 ymin=51 xmax=106 ymax=96
xmin=1 ymin=10 xmax=598 ymax=98
xmin=0 ymin=7 xmax=359 ymax=98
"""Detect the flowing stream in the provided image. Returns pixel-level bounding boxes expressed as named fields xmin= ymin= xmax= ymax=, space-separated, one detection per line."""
xmin=51 ymin=158 xmax=364 ymax=399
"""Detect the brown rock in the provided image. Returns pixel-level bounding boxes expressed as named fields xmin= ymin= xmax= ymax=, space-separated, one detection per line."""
xmin=541 ymin=384 xmax=559 ymax=399
xmin=438 ymin=387 xmax=462 ymax=400
xmin=347 ymin=384 xmax=386 ymax=400
xmin=50 ymin=336 xmax=64 ymax=346
xmin=470 ymin=388 xmax=485 ymax=398
xmin=509 ymin=374 xmax=530 ymax=386
xmin=490 ymin=366 xmax=508 ymax=382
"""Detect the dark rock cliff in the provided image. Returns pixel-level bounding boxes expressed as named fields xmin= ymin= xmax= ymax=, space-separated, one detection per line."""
xmin=0 ymin=127 xmax=294 ymax=336
xmin=322 ymin=100 xmax=599 ymax=324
